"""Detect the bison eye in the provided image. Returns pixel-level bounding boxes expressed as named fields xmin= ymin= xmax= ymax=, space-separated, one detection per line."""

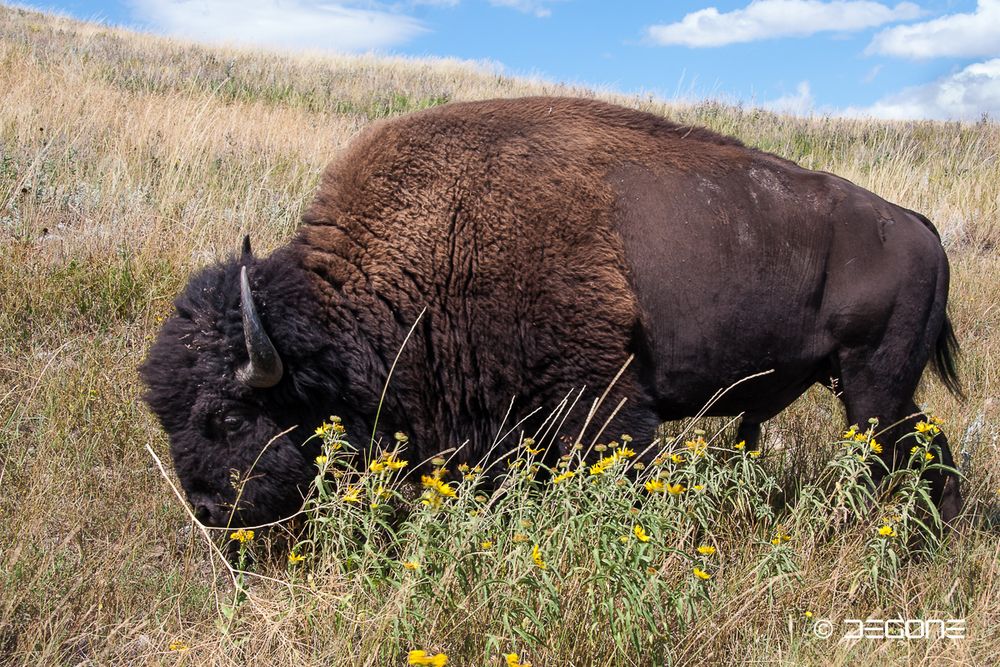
xmin=206 ymin=412 xmax=246 ymax=439
xmin=222 ymin=414 xmax=244 ymax=433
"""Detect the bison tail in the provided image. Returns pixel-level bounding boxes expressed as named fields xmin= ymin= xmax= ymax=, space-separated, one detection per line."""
xmin=933 ymin=314 xmax=963 ymax=399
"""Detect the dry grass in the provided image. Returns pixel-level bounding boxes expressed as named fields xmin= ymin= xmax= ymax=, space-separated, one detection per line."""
xmin=1 ymin=5 xmax=998 ymax=665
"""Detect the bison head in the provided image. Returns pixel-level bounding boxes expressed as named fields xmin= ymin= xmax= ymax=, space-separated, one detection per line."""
xmin=140 ymin=239 xmax=330 ymax=528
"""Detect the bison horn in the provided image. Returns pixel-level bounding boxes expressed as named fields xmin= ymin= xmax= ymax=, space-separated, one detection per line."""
xmin=236 ymin=266 xmax=283 ymax=388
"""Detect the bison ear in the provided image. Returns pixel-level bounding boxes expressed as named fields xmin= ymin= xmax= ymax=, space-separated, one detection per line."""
xmin=241 ymin=235 xmax=253 ymax=261
xmin=236 ymin=266 xmax=284 ymax=388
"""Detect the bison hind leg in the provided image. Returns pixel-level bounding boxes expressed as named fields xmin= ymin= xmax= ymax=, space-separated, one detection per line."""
xmin=834 ymin=346 xmax=963 ymax=526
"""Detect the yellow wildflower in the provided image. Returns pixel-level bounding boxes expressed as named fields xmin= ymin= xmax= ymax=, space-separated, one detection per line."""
xmin=685 ymin=437 xmax=708 ymax=457
xmin=342 ymin=487 xmax=362 ymax=503
xmin=670 ymin=453 xmax=685 ymax=464
xmin=910 ymin=446 xmax=921 ymax=455
xmin=229 ymin=529 xmax=254 ymax=544
xmin=287 ymin=551 xmax=305 ymax=565
xmin=692 ymin=484 xmax=704 ymax=491
xmin=480 ymin=540 xmax=493 ymax=550
xmin=696 ymin=545 xmax=716 ymax=556
xmin=531 ymin=544 xmax=547 ymax=569
xmin=168 ymin=641 xmax=188 ymax=651
xmin=749 ymin=450 xmax=762 ymax=458
xmin=878 ymin=525 xmax=896 ymax=538
xmin=315 ymin=422 xmax=332 ymax=437
xmin=925 ymin=451 xmax=935 ymax=461
xmin=619 ymin=535 xmax=629 ymax=544
xmin=315 ymin=454 xmax=328 ymax=465
xmin=617 ymin=446 xmax=636 ymax=459
xmin=369 ymin=460 xmax=386 ymax=473
xmin=385 ymin=453 xmax=408 ymax=470
xmin=505 ymin=653 xmax=532 ymax=667
xmin=666 ymin=483 xmax=686 ymax=495
xmin=930 ymin=415 xmax=944 ymax=425
xmin=693 ymin=567 xmax=712 ymax=580
xmin=805 ymin=611 xmax=813 ymax=619
xmin=644 ymin=479 xmax=665 ymax=493
xmin=915 ymin=421 xmax=939 ymax=435
xmin=633 ymin=525 xmax=651 ymax=542
xmin=436 ymin=482 xmax=457 ymax=498
xmin=870 ymin=439 xmax=883 ymax=454
xmin=408 ymin=650 xmax=448 ymax=666
xmin=734 ymin=440 xmax=746 ymax=450
xmin=402 ymin=560 xmax=420 ymax=570
xmin=771 ymin=527 xmax=791 ymax=545
xmin=842 ymin=425 xmax=858 ymax=439
xmin=552 ymin=470 xmax=576 ymax=484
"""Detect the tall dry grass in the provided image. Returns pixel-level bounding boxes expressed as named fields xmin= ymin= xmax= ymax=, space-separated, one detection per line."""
xmin=1 ymin=5 xmax=998 ymax=665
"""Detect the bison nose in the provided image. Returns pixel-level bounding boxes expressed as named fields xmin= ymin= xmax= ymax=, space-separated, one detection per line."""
xmin=193 ymin=502 xmax=212 ymax=524
xmin=189 ymin=493 xmax=220 ymax=525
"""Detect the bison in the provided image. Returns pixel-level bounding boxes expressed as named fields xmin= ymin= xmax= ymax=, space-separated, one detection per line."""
xmin=141 ymin=96 xmax=963 ymax=528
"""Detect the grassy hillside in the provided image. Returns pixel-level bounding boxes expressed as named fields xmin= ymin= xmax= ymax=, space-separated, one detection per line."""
xmin=1 ymin=5 xmax=998 ymax=665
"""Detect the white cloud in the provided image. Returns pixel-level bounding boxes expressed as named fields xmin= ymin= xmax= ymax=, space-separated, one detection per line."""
xmin=489 ymin=0 xmax=561 ymax=18
xmin=128 ymin=0 xmax=427 ymax=52
xmin=761 ymin=80 xmax=815 ymax=114
xmin=843 ymin=58 xmax=1000 ymax=120
xmin=867 ymin=0 xmax=1000 ymax=59
xmin=647 ymin=0 xmax=923 ymax=48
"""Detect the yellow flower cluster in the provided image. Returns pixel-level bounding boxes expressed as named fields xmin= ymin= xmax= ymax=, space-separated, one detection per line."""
xmin=552 ymin=470 xmax=576 ymax=484
xmin=633 ymin=524 xmax=651 ymax=542
xmin=288 ymin=551 xmax=305 ymax=565
xmin=696 ymin=545 xmax=716 ymax=556
xmin=369 ymin=451 xmax=408 ymax=473
xmin=666 ymin=482 xmax=686 ymax=495
xmin=685 ymin=436 xmax=708 ymax=457
xmin=229 ymin=529 xmax=254 ymax=544
xmin=878 ymin=524 xmax=896 ymax=538
xmin=915 ymin=417 xmax=943 ymax=435
xmin=644 ymin=479 xmax=664 ymax=493
xmin=693 ymin=567 xmax=712 ymax=581
xmin=420 ymin=475 xmax=456 ymax=508
xmin=770 ymin=527 xmax=791 ymax=546
xmin=408 ymin=650 xmax=448 ymax=666
xmin=168 ymin=641 xmax=189 ymax=652
xmin=589 ymin=444 xmax=636 ymax=476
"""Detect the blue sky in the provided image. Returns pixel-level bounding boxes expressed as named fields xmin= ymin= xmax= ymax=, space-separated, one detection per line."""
xmin=23 ymin=0 xmax=1000 ymax=119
